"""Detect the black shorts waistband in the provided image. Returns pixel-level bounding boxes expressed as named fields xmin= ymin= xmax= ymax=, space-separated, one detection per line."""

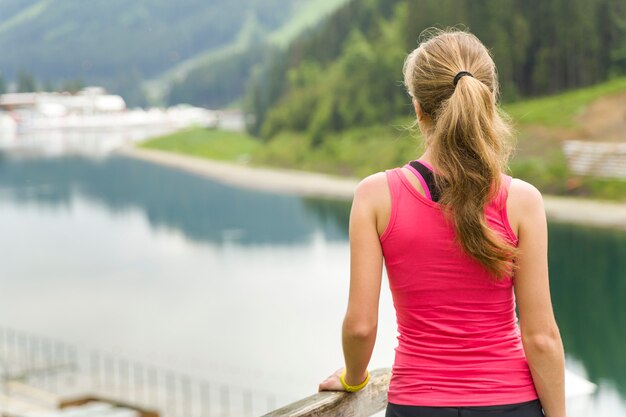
xmin=386 ymin=399 xmax=544 ymax=417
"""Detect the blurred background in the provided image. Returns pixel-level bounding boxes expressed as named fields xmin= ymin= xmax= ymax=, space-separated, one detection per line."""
xmin=0 ymin=0 xmax=625 ymax=416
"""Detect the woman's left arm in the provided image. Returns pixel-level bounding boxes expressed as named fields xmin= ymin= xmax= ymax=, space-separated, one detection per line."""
xmin=319 ymin=174 xmax=386 ymax=391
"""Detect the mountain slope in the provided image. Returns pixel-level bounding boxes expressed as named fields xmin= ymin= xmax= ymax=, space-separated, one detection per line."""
xmin=247 ymin=0 xmax=626 ymax=139
xmin=0 ymin=0 xmax=347 ymax=105
xmin=154 ymin=0 xmax=350 ymax=107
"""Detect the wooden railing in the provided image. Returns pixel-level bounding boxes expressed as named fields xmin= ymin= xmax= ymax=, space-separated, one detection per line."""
xmin=262 ymin=368 xmax=391 ymax=417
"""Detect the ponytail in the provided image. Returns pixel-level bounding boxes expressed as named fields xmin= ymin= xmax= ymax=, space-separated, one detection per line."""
xmin=404 ymin=29 xmax=518 ymax=278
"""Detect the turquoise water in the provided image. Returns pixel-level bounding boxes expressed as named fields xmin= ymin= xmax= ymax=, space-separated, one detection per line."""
xmin=548 ymin=223 xmax=626 ymax=414
xmin=0 ymin=153 xmax=624 ymax=416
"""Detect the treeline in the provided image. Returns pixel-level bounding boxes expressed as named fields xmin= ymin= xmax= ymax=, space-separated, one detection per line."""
xmin=0 ymin=70 xmax=85 ymax=94
xmin=247 ymin=0 xmax=626 ymax=141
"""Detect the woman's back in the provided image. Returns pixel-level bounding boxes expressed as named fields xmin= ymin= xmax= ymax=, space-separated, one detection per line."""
xmin=379 ymin=165 xmax=537 ymax=406
xmin=319 ymin=28 xmax=564 ymax=417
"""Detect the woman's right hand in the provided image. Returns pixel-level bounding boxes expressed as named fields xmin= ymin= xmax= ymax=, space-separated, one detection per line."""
xmin=318 ymin=368 xmax=346 ymax=392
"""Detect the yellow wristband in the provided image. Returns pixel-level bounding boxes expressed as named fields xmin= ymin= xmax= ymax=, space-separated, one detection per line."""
xmin=339 ymin=369 xmax=370 ymax=392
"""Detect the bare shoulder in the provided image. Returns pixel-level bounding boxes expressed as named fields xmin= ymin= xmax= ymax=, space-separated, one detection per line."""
xmin=508 ymin=177 xmax=544 ymax=212
xmin=353 ymin=172 xmax=391 ymax=236
xmin=507 ymin=178 xmax=546 ymax=238
xmin=353 ymin=172 xmax=389 ymax=204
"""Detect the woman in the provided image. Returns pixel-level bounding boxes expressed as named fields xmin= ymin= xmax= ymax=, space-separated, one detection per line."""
xmin=318 ymin=29 xmax=566 ymax=417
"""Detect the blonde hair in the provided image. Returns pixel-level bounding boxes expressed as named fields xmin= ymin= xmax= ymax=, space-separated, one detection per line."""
xmin=403 ymin=28 xmax=518 ymax=278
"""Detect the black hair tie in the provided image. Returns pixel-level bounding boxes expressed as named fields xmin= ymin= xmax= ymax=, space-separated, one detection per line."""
xmin=453 ymin=71 xmax=473 ymax=87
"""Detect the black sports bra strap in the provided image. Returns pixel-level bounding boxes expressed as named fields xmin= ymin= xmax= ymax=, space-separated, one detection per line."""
xmin=408 ymin=160 xmax=441 ymax=202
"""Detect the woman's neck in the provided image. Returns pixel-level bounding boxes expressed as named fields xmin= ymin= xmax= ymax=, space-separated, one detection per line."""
xmin=418 ymin=148 xmax=434 ymax=167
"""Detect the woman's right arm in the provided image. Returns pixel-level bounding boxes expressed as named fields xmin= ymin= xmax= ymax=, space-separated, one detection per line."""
xmin=509 ymin=179 xmax=566 ymax=417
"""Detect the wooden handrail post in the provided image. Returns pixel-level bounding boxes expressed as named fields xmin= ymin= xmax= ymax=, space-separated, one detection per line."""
xmin=262 ymin=368 xmax=391 ymax=417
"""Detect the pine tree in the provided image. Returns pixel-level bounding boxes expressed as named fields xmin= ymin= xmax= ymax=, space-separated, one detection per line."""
xmin=0 ymin=73 xmax=6 ymax=94
xmin=17 ymin=69 xmax=37 ymax=93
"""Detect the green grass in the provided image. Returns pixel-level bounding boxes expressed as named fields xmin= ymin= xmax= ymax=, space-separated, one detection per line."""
xmin=253 ymin=122 xmax=423 ymax=178
xmin=510 ymin=151 xmax=571 ymax=194
xmin=139 ymin=127 xmax=260 ymax=162
xmin=579 ymin=177 xmax=626 ymax=201
xmin=503 ymin=76 xmax=626 ymax=127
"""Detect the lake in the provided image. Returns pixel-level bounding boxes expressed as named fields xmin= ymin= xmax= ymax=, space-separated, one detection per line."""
xmin=0 ymin=153 xmax=624 ymax=416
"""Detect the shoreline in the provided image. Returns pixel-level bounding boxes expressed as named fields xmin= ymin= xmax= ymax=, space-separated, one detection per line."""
xmin=117 ymin=146 xmax=359 ymax=200
xmin=118 ymin=146 xmax=626 ymax=231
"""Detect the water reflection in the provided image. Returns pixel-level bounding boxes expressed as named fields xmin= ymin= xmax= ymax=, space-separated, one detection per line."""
xmin=0 ymin=154 xmax=351 ymax=245
xmin=0 ymin=152 xmax=360 ymax=409
xmin=548 ymin=223 xmax=626 ymax=397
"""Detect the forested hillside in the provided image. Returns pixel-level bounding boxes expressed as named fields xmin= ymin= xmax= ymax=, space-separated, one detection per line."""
xmin=163 ymin=0 xmax=349 ymax=108
xmin=0 ymin=0 xmax=347 ymax=106
xmin=249 ymin=0 xmax=626 ymax=140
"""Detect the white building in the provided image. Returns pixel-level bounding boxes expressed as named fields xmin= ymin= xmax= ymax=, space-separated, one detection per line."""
xmin=0 ymin=87 xmax=217 ymax=154
xmin=0 ymin=87 xmax=126 ymax=117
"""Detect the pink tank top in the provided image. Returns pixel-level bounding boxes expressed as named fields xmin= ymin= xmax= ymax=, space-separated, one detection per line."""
xmin=381 ymin=165 xmax=538 ymax=406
